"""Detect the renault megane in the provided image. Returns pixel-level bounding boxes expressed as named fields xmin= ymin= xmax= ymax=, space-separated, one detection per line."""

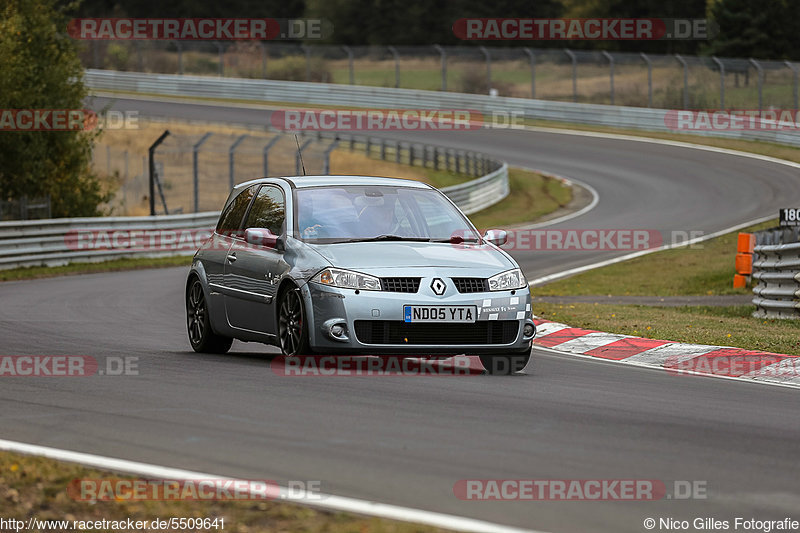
xmin=185 ymin=176 xmax=536 ymax=374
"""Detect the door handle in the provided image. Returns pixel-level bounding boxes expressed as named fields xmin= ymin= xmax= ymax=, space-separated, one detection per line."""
xmin=226 ymin=253 xmax=237 ymax=262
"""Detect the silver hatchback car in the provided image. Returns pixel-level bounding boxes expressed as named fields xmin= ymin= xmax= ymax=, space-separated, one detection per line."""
xmin=185 ymin=176 xmax=536 ymax=374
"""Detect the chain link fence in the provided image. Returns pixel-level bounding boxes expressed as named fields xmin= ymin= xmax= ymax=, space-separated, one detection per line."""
xmin=81 ymin=42 xmax=800 ymax=110
xmin=93 ymin=129 xmax=498 ymax=216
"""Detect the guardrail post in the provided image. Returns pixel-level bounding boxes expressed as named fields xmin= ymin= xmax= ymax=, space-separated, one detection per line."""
xmin=433 ymin=44 xmax=447 ymax=91
xmin=564 ymin=49 xmax=577 ymax=103
xmin=148 ymin=130 xmax=170 ymax=216
xmin=783 ymin=59 xmax=798 ymax=113
xmin=523 ymin=47 xmax=536 ymax=98
xmin=675 ymin=54 xmax=689 ymax=109
xmin=193 ymin=132 xmax=213 ymax=212
xmin=711 ymin=56 xmax=725 ymax=108
xmin=380 ymin=138 xmax=386 ymax=160
xmin=479 ymin=46 xmax=491 ymax=93
xmin=387 ymin=46 xmax=400 ymax=88
xmin=750 ymin=58 xmax=763 ymax=110
xmin=602 ymin=51 xmax=614 ymax=105
xmin=302 ymin=45 xmax=311 ymax=82
xmin=323 ymin=139 xmax=339 ymax=174
xmin=395 ymin=141 xmax=401 ymax=163
xmin=175 ymin=41 xmax=183 ymax=75
xmin=228 ymin=134 xmax=248 ymax=189
xmin=214 ymin=42 xmax=225 ymax=77
xmin=784 ymin=60 xmax=798 ymax=111
xmin=259 ymin=42 xmax=267 ymax=78
xmin=342 ymin=45 xmax=355 ymax=85
xmin=262 ymin=135 xmax=282 ymax=176
xmin=135 ymin=41 xmax=143 ymax=72
xmin=640 ymin=52 xmax=652 ymax=107
xmin=296 ymin=138 xmax=313 ymax=174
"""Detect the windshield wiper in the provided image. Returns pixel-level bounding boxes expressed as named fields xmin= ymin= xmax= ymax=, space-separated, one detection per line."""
xmin=430 ymin=236 xmax=481 ymax=243
xmin=338 ymin=235 xmax=431 ymax=243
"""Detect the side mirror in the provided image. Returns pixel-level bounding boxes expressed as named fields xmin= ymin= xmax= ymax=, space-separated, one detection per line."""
xmin=483 ymin=229 xmax=507 ymax=246
xmin=245 ymin=228 xmax=280 ymax=249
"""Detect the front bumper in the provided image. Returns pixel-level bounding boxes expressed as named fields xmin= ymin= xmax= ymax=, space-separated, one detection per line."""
xmin=302 ymin=279 xmax=535 ymax=355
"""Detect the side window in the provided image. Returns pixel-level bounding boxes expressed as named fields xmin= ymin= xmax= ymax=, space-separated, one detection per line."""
xmin=243 ymin=185 xmax=286 ymax=236
xmin=216 ymin=185 xmax=257 ymax=235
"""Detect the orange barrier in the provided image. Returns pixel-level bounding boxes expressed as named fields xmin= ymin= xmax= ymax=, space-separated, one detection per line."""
xmin=733 ymin=233 xmax=754 ymax=288
xmin=737 ymin=233 xmax=755 ymax=254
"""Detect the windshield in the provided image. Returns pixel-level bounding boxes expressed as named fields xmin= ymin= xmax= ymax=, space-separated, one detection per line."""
xmin=294 ymin=185 xmax=480 ymax=244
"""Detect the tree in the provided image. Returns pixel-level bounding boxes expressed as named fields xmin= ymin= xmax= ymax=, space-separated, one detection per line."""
xmin=705 ymin=0 xmax=794 ymax=60
xmin=0 ymin=0 xmax=109 ymax=217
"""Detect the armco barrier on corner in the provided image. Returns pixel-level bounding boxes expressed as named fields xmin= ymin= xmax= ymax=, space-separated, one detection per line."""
xmin=752 ymin=238 xmax=800 ymax=319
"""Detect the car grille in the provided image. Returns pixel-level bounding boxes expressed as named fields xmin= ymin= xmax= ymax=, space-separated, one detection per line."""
xmin=380 ymin=277 xmax=421 ymax=293
xmin=452 ymin=277 xmax=489 ymax=293
xmin=354 ymin=320 xmax=518 ymax=345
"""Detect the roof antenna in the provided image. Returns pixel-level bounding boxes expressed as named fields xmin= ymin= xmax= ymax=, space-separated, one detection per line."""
xmin=295 ymin=134 xmax=307 ymax=176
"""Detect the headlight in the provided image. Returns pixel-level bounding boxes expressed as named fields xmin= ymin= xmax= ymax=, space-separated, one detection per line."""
xmin=488 ymin=268 xmax=527 ymax=291
xmin=312 ymin=267 xmax=381 ymax=291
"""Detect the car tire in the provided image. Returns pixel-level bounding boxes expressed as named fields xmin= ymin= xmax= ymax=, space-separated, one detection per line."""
xmin=187 ymin=278 xmax=233 ymax=354
xmin=278 ymin=286 xmax=312 ymax=356
xmin=479 ymin=350 xmax=530 ymax=375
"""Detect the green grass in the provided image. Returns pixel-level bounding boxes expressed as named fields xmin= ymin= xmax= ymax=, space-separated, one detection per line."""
xmin=532 ymin=219 xmax=800 ymax=355
xmin=0 ymin=451 xmax=449 ymax=533
xmin=535 ymin=220 xmax=777 ymax=297
xmin=0 ymin=256 xmax=192 ymax=282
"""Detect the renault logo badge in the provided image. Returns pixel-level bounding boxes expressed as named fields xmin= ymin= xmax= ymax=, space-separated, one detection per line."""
xmin=430 ymin=278 xmax=446 ymax=296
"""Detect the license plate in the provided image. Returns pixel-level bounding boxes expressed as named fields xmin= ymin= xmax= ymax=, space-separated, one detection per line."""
xmin=403 ymin=305 xmax=477 ymax=323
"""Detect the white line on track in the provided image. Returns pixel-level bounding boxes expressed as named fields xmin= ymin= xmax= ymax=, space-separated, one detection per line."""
xmin=0 ymin=439 xmax=544 ymax=533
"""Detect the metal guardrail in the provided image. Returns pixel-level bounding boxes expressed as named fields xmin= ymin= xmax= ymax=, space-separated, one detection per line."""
xmin=86 ymin=69 xmax=800 ymax=148
xmin=441 ymin=163 xmax=509 ymax=214
xmin=0 ymin=167 xmax=508 ymax=269
xmin=752 ymin=234 xmax=800 ymax=318
xmin=752 ymin=243 xmax=800 ymax=318
xmin=0 ymin=212 xmax=219 ymax=269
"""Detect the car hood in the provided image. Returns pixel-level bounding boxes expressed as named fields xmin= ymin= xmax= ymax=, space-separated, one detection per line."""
xmin=307 ymin=241 xmax=515 ymax=271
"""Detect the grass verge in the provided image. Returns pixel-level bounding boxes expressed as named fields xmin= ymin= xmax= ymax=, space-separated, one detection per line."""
xmin=533 ymin=219 xmax=800 ymax=354
xmin=0 ymin=451 xmax=448 ymax=533
xmin=535 ymin=220 xmax=777 ymax=297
